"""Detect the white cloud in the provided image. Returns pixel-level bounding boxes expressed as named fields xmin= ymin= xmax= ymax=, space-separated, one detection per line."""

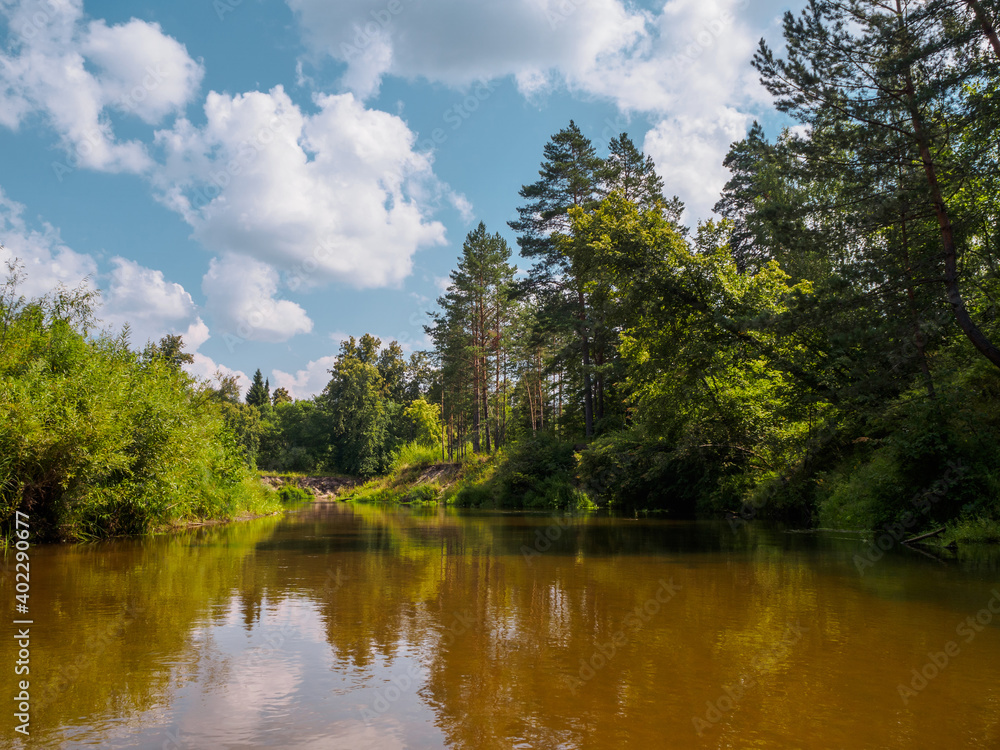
xmin=0 ymin=0 xmax=203 ymax=173
xmin=643 ymin=105 xmax=753 ymax=221
xmin=288 ymin=0 xmax=648 ymax=102
xmin=153 ymin=85 xmax=449 ymax=298
xmin=99 ymin=256 xmax=205 ymax=348
xmin=0 ymin=187 xmax=98 ymax=298
xmin=201 ymin=254 xmax=313 ymax=343
xmin=287 ymin=0 xmax=787 ymax=221
xmin=271 ymin=355 xmax=337 ymax=400
xmin=0 ymin=185 xmax=253 ymax=395
xmin=82 ymin=18 xmax=205 ymax=124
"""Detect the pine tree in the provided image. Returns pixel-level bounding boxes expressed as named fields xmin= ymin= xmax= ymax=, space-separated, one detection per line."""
xmin=427 ymin=223 xmax=516 ymax=453
xmin=601 ymin=133 xmax=684 ymax=229
xmin=510 ymin=121 xmax=603 ymax=437
xmin=246 ymin=369 xmax=269 ymax=408
xmin=753 ymin=0 xmax=1000 ymax=371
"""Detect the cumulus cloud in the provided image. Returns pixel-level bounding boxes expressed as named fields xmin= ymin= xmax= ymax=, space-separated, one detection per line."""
xmin=287 ymin=0 xmax=787 ymax=220
xmin=643 ymin=106 xmax=753 ymax=221
xmin=287 ymin=0 xmax=648 ymax=102
xmin=99 ymin=256 xmax=205 ymax=348
xmin=185 ymin=352 xmax=250 ymax=395
xmin=0 ymin=188 xmax=217 ymax=368
xmin=271 ymin=355 xmax=338 ymax=400
xmin=0 ymin=0 xmax=203 ymax=173
xmin=153 ymin=85 xmax=450 ymax=296
xmin=201 ymin=254 xmax=313 ymax=343
xmin=0 ymin=187 xmax=97 ymax=298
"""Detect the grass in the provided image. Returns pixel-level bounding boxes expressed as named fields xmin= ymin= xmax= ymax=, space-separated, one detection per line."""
xmin=945 ymin=515 xmax=1000 ymax=544
xmin=392 ymin=441 xmax=443 ymax=470
xmin=257 ymin=469 xmax=334 ymax=479
xmin=339 ymin=441 xmax=468 ymax=505
xmin=275 ymin=482 xmax=314 ymax=504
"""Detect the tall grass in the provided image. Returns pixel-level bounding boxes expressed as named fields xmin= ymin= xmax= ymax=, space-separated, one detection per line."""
xmin=392 ymin=441 xmax=442 ymax=470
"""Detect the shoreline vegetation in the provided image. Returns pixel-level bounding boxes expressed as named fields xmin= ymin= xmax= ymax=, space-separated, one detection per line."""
xmin=5 ymin=3 xmax=1000 ymax=547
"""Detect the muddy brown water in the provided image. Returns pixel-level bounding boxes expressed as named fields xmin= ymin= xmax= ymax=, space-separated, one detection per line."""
xmin=2 ymin=503 xmax=999 ymax=748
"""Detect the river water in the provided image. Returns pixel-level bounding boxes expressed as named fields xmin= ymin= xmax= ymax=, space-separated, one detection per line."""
xmin=2 ymin=503 xmax=999 ymax=749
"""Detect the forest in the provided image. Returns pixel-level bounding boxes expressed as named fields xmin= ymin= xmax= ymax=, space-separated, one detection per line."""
xmin=3 ymin=0 xmax=1000 ymax=542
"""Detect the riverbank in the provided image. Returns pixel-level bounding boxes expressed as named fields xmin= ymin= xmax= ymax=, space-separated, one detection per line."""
xmin=308 ymin=437 xmax=595 ymax=510
xmin=259 ymin=474 xmax=363 ymax=500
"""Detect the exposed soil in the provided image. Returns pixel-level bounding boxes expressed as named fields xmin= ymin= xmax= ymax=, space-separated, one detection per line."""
xmin=414 ymin=463 xmax=463 ymax=486
xmin=259 ymin=474 xmax=363 ymax=500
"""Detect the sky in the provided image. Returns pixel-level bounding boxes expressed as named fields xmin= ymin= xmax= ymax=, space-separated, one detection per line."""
xmin=0 ymin=0 xmax=800 ymax=398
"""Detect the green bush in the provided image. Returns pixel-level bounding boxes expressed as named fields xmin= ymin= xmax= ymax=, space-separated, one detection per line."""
xmin=577 ymin=427 xmax=703 ymax=515
xmin=0 ymin=278 xmax=279 ymax=540
xmin=402 ymin=484 xmax=441 ymax=504
xmin=451 ymin=434 xmax=592 ymax=510
xmin=392 ymin=441 xmax=441 ymax=470
xmin=276 ymin=482 xmax=313 ymax=504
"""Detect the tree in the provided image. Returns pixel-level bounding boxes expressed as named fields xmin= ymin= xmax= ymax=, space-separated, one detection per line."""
xmin=402 ymin=398 xmax=443 ymax=447
xmin=246 ymin=369 xmax=270 ymax=408
xmin=271 ymin=387 xmax=292 ymax=406
xmin=601 ymin=132 xmax=683 ymax=228
xmin=427 ymin=223 xmax=516 ymax=454
xmin=209 ymin=372 xmax=242 ymax=404
xmin=753 ymin=0 xmax=1000 ymax=371
xmin=321 ymin=335 xmax=407 ymax=475
xmin=144 ymin=334 xmax=194 ymax=371
xmin=510 ymin=121 xmax=604 ymax=437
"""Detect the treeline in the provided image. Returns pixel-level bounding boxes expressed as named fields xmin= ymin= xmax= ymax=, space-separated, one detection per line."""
xmin=0 ymin=264 xmax=278 ymax=541
xmin=248 ymin=335 xmax=442 ymax=476
xmin=8 ymin=0 xmax=1000 ymax=541
xmin=405 ymin=0 xmax=1000 ymax=536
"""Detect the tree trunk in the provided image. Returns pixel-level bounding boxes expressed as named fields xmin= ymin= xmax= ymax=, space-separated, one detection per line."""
xmin=901 ymin=62 xmax=1000 ymax=371
xmin=965 ymin=0 xmax=1000 ymax=60
xmin=578 ymin=288 xmax=594 ymax=437
xmin=471 ymin=312 xmax=481 ymax=453
xmin=526 ymin=368 xmax=537 ymax=434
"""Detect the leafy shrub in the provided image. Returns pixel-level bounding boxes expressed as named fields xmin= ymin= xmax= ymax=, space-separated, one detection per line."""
xmin=392 ymin=441 xmax=441 ymax=470
xmin=276 ymin=482 xmax=313 ymax=504
xmin=451 ymin=434 xmax=591 ymax=510
xmin=0 ymin=276 xmax=279 ymax=540
xmin=577 ymin=427 xmax=702 ymax=515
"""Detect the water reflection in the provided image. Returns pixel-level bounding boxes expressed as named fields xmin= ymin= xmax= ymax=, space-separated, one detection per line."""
xmin=2 ymin=504 xmax=999 ymax=748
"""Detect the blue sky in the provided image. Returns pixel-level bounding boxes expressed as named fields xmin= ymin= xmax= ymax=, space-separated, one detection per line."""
xmin=0 ymin=0 xmax=797 ymax=397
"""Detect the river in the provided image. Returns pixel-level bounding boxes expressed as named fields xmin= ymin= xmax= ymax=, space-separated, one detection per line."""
xmin=3 ymin=502 xmax=999 ymax=748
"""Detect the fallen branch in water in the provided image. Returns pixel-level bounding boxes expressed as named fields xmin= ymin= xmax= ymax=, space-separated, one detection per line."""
xmin=903 ymin=526 xmax=946 ymax=545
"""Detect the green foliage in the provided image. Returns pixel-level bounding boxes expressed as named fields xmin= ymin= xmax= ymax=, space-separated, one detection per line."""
xmin=0 ymin=274 xmax=278 ymax=540
xmin=402 ymin=483 xmax=441 ymax=504
xmin=323 ymin=341 xmax=396 ymax=476
xmin=219 ymin=401 xmax=262 ymax=467
xmin=401 ymin=398 xmax=443 ymax=448
xmin=276 ymin=482 xmax=312 ymax=504
xmin=578 ymin=428 xmax=699 ymax=515
xmin=392 ymin=440 xmax=441 ymax=470
xmin=143 ymin=334 xmax=194 ymax=371
xmin=258 ymin=400 xmax=333 ymax=473
xmin=245 ymin=369 xmax=270 ymax=409
xmin=451 ymin=434 xmax=589 ymax=510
